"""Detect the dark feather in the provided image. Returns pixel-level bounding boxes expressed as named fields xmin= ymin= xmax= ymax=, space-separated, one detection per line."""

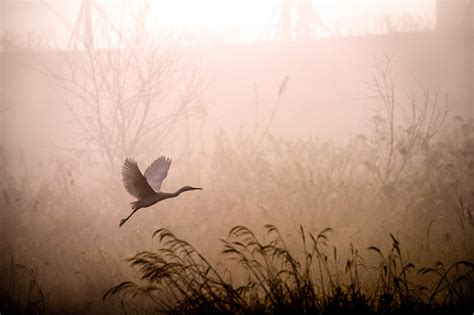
xmin=122 ymin=158 xmax=155 ymax=199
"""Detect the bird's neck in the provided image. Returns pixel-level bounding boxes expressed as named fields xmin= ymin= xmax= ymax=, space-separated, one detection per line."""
xmin=156 ymin=187 xmax=189 ymax=201
xmin=173 ymin=186 xmax=188 ymax=196
xmin=154 ymin=191 xmax=175 ymax=202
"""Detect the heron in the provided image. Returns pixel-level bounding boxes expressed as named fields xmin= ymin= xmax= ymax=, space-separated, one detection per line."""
xmin=120 ymin=156 xmax=202 ymax=227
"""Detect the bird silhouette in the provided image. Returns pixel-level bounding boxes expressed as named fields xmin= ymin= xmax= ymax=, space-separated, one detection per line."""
xmin=120 ymin=156 xmax=202 ymax=227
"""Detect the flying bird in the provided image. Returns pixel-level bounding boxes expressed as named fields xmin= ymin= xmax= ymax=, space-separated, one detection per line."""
xmin=120 ymin=156 xmax=202 ymax=227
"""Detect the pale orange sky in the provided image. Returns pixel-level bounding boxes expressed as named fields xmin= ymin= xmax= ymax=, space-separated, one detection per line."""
xmin=1 ymin=0 xmax=436 ymax=48
xmin=147 ymin=0 xmax=435 ymax=39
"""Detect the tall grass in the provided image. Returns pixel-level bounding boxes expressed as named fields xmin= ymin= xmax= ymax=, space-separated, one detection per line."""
xmin=104 ymin=225 xmax=474 ymax=314
xmin=0 ymin=257 xmax=45 ymax=315
xmin=1 ymin=116 xmax=473 ymax=313
xmin=1 ymin=61 xmax=473 ymax=313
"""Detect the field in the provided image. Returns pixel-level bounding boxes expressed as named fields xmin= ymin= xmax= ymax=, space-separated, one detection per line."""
xmin=1 ymin=3 xmax=473 ymax=311
xmin=1 ymin=95 xmax=473 ymax=313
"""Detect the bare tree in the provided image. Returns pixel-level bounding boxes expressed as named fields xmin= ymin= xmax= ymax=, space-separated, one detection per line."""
xmin=364 ymin=55 xmax=450 ymax=192
xmin=47 ymin=1 xmax=207 ymax=168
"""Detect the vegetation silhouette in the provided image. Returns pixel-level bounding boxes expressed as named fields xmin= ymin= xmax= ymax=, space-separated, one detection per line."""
xmin=104 ymin=225 xmax=474 ymax=315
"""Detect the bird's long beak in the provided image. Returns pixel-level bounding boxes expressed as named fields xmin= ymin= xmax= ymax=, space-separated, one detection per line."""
xmin=192 ymin=187 xmax=203 ymax=190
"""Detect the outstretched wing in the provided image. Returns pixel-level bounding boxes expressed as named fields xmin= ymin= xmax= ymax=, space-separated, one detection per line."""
xmin=144 ymin=156 xmax=172 ymax=192
xmin=122 ymin=158 xmax=155 ymax=199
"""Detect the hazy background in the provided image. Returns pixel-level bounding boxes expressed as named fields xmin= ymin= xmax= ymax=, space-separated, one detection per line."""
xmin=2 ymin=0 xmax=471 ymax=153
xmin=1 ymin=0 xmax=473 ymax=313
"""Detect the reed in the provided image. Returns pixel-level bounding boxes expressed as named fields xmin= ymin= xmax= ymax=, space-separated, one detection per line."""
xmin=105 ymin=225 xmax=474 ymax=314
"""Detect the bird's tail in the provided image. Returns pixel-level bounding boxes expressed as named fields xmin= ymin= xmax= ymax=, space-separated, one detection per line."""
xmin=130 ymin=201 xmax=140 ymax=211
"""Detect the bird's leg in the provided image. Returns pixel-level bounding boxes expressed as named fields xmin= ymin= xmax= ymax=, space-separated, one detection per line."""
xmin=119 ymin=208 xmax=139 ymax=227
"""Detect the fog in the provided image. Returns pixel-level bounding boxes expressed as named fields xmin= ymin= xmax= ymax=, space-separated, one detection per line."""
xmin=1 ymin=1 xmax=473 ymax=314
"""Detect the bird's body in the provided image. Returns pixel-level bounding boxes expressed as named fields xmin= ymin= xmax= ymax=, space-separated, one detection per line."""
xmin=120 ymin=156 xmax=202 ymax=227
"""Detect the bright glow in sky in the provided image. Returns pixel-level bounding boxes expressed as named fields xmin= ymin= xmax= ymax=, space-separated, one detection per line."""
xmin=145 ymin=0 xmax=436 ymax=41
xmin=146 ymin=0 xmax=277 ymax=40
xmin=1 ymin=0 xmax=436 ymax=49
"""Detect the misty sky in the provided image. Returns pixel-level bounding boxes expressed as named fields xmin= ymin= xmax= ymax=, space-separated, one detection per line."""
xmin=0 ymin=2 xmax=472 ymax=312
xmin=1 ymin=0 xmax=437 ymax=47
